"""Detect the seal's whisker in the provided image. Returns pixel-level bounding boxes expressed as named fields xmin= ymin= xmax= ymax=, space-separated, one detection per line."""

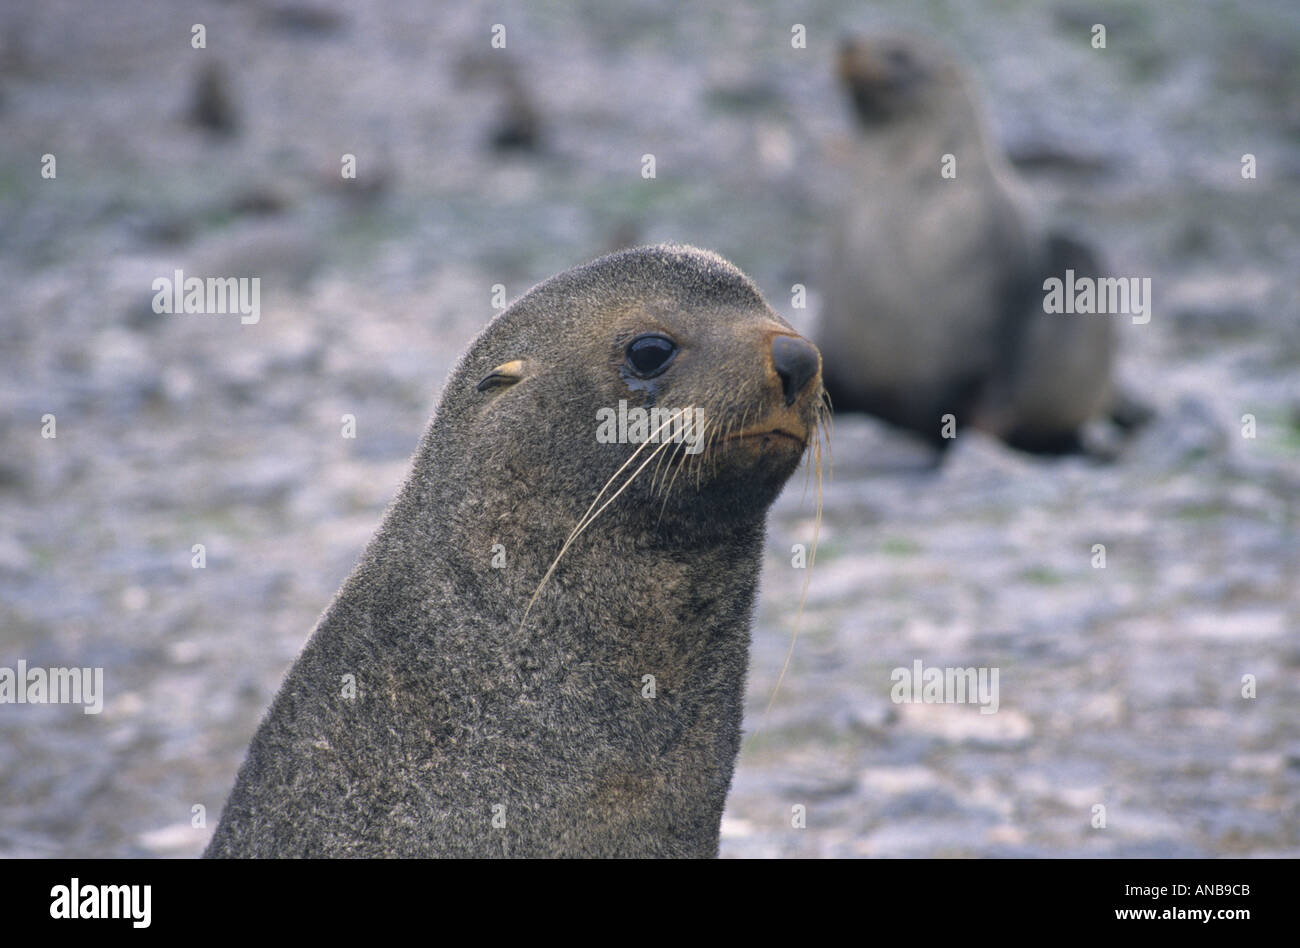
xmin=709 ymin=397 xmax=751 ymax=490
xmin=649 ymin=423 xmax=674 ymax=497
xmin=800 ymin=417 xmax=815 ymax=500
xmin=559 ymin=432 xmax=676 ymax=553
xmin=650 ymin=427 xmax=681 ymax=502
xmin=820 ymin=399 xmax=834 ymax=485
xmin=647 ymin=407 xmax=679 ymax=496
xmin=660 ymin=416 xmax=702 ymax=501
xmin=658 ymin=417 xmax=713 ymax=523
xmin=705 ymin=408 xmax=732 ymax=491
xmin=648 ymin=406 xmax=697 ymax=498
xmin=520 ymin=420 xmax=679 ymax=632
xmin=720 ymin=401 xmax=750 ymax=485
xmin=565 ymin=407 xmax=684 ymax=527
xmin=744 ymin=397 xmax=828 ymax=755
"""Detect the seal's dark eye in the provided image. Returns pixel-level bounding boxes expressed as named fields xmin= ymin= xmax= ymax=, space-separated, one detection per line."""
xmin=625 ymin=334 xmax=677 ymax=378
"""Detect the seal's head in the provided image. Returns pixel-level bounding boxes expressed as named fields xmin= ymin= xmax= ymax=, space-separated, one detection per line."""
xmin=423 ymin=244 xmax=825 ymax=546
xmin=837 ymin=34 xmax=971 ymax=129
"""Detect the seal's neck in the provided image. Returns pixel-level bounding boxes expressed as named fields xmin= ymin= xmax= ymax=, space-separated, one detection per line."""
xmin=858 ymin=82 xmax=1001 ymax=180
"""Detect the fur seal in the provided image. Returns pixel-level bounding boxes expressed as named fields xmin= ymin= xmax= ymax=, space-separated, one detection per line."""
xmin=819 ymin=34 xmax=1117 ymax=454
xmin=205 ymin=244 xmax=826 ymax=858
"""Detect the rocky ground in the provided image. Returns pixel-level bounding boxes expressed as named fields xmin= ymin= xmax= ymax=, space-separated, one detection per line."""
xmin=1 ymin=0 xmax=1296 ymax=857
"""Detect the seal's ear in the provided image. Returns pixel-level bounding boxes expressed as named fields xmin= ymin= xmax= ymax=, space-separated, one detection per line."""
xmin=476 ymin=359 xmax=528 ymax=392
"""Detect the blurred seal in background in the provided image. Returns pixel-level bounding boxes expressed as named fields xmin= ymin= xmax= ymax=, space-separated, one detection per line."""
xmin=819 ymin=34 xmax=1140 ymax=456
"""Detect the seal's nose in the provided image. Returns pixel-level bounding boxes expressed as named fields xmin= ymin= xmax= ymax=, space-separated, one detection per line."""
xmin=771 ymin=335 xmax=821 ymax=407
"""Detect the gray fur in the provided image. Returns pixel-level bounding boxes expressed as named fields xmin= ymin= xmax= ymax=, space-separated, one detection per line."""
xmin=819 ymin=34 xmax=1115 ymax=453
xmin=205 ymin=245 xmax=821 ymax=858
